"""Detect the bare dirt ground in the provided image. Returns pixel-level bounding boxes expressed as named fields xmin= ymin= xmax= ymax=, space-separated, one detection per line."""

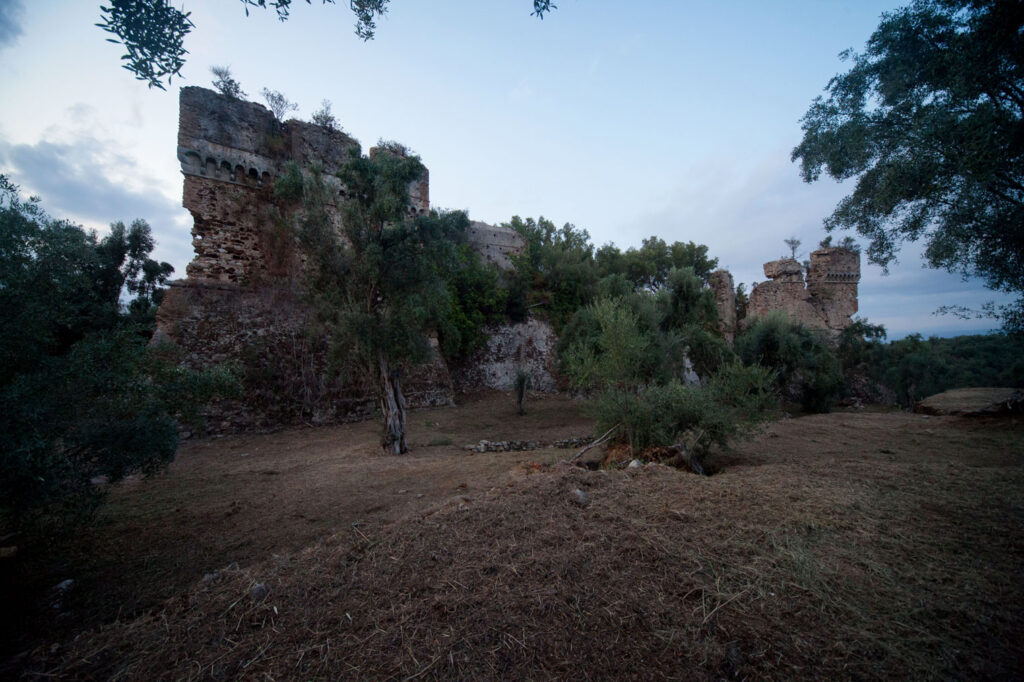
xmin=8 ymin=392 xmax=1024 ymax=680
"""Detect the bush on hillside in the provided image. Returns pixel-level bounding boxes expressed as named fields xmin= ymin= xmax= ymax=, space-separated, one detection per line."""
xmin=736 ymin=313 xmax=843 ymax=413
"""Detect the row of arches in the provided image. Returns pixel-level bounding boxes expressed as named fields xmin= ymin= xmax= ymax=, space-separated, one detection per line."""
xmin=178 ymin=149 xmax=273 ymax=188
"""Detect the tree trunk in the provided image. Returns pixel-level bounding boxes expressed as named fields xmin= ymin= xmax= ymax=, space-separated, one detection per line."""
xmin=378 ymin=354 xmax=408 ymax=454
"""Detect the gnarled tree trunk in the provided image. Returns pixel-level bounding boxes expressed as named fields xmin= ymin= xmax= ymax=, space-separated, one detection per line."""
xmin=378 ymin=354 xmax=408 ymax=454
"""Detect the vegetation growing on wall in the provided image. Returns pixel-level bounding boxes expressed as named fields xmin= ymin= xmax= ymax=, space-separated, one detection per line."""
xmin=283 ymin=152 xmax=472 ymax=453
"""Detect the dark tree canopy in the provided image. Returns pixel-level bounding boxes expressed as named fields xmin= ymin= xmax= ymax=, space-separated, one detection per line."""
xmin=0 ymin=176 xmax=236 ymax=538
xmin=792 ymin=0 xmax=1024 ymax=329
xmin=99 ymin=0 xmax=558 ymax=89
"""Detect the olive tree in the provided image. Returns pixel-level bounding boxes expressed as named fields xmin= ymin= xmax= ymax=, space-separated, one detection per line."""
xmin=283 ymin=151 xmax=461 ymax=454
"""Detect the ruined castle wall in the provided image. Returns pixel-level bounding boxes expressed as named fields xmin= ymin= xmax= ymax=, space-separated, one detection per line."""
xmin=156 ymin=282 xmax=452 ymax=432
xmin=156 ymin=87 xmax=454 ymax=433
xmin=742 ymin=249 xmax=860 ymax=336
xmin=467 ymin=221 xmax=526 ymax=270
xmin=806 ymin=247 xmax=860 ymax=330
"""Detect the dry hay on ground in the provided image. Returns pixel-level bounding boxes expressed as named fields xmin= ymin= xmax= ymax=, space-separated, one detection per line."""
xmin=915 ymin=386 xmax=1022 ymax=416
xmin=28 ymin=411 xmax=1024 ymax=681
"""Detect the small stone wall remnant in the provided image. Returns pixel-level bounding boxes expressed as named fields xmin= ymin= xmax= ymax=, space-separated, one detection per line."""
xmin=708 ymin=270 xmax=736 ymax=343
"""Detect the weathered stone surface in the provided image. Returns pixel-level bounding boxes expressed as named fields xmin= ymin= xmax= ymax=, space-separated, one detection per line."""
xmin=156 ymin=281 xmax=452 ymax=432
xmin=451 ymin=319 xmax=560 ymax=393
xmin=708 ymin=269 xmax=736 ymax=343
xmin=762 ymin=259 xmax=804 ymax=281
xmin=466 ymin=221 xmax=526 ymax=271
xmin=156 ymin=87 xmax=454 ymax=433
xmin=741 ymin=248 xmax=860 ymax=337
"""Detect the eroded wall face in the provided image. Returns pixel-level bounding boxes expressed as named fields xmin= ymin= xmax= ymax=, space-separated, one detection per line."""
xmin=157 ymin=86 xmax=453 ymax=433
xmin=467 ymin=221 xmax=527 ymax=271
xmin=732 ymin=248 xmax=860 ymax=337
xmin=708 ymin=270 xmax=737 ymax=343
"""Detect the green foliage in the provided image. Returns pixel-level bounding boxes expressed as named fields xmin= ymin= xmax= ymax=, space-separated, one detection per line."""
xmin=560 ymin=266 xmax=729 ymax=384
xmin=437 ymin=243 xmax=508 ymax=361
xmin=819 ymin=235 xmax=860 ymax=252
xmin=97 ymin=0 xmax=194 ymax=89
xmin=792 ymin=0 xmax=1024 ymax=331
xmin=0 ymin=178 xmax=173 ymax=384
xmin=289 ymin=149 xmax=464 ymax=451
xmin=564 ymin=298 xmax=657 ymax=391
xmin=261 ymin=87 xmax=299 ymax=122
xmin=295 ymin=152 xmax=447 ymax=376
xmin=273 ymin=162 xmax=305 ymax=204
xmin=0 ymin=176 xmax=238 ymax=540
xmin=210 ymin=65 xmax=245 ymax=99
xmin=506 ymin=216 xmax=598 ymax=330
xmin=100 ymin=2 xmax=558 ymax=89
xmin=839 ymin=320 xmax=1024 ymax=405
xmin=736 ymin=313 xmax=843 ymax=413
xmin=564 ymin=297 xmax=770 ymax=457
xmin=310 ymin=100 xmax=341 ymax=131
xmin=589 ymin=365 xmax=774 ymax=458
xmin=596 ymin=236 xmax=719 ymax=290
xmin=506 ymin=215 xmax=721 ymax=332
xmin=1 ymin=330 xmax=177 ymax=535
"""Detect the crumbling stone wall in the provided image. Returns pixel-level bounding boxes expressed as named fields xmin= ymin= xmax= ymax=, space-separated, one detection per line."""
xmin=156 ymin=87 xmax=450 ymax=432
xmin=466 ymin=221 xmax=526 ymax=270
xmin=735 ymin=247 xmax=860 ymax=337
xmin=708 ymin=270 xmax=736 ymax=343
xmin=450 ymin=319 xmax=560 ymax=393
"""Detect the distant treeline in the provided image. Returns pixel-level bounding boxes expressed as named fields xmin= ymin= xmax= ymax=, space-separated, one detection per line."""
xmin=839 ymin=321 xmax=1024 ymax=405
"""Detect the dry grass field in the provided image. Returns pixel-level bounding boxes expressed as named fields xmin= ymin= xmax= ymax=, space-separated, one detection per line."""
xmin=6 ymin=392 xmax=1024 ymax=680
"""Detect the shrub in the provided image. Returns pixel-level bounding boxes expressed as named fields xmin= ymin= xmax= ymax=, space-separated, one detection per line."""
xmin=736 ymin=313 xmax=842 ymax=412
xmin=590 ymin=363 xmax=774 ymax=460
xmin=210 ymin=65 xmax=245 ymax=99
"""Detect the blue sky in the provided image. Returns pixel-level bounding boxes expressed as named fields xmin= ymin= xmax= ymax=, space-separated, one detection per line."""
xmin=0 ymin=0 xmax=1013 ymax=338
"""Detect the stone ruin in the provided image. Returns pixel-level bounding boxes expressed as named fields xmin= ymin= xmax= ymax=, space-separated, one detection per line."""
xmin=153 ymin=87 xmax=554 ymax=432
xmin=154 ymin=87 xmax=859 ymax=432
xmin=710 ymin=247 xmax=861 ymax=339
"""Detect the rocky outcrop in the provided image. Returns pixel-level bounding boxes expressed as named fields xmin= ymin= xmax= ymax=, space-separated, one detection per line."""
xmin=451 ymin=319 xmax=560 ymax=393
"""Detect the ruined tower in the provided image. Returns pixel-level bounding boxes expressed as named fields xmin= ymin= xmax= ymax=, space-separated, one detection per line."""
xmin=154 ymin=87 xmax=449 ymax=432
xmin=741 ymin=247 xmax=861 ymax=336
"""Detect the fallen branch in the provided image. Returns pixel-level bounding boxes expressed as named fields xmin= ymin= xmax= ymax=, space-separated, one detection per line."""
xmin=566 ymin=423 xmax=621 ymax=463
xmin=675 ymin=428 xmax=706 ymax=476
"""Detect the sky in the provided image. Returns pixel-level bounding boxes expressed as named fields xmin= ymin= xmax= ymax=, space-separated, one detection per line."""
xmin=0 ymin=0 xmax=1013 ymax=338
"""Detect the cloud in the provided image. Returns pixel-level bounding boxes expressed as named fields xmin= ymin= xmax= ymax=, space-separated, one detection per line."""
xmin=0 ymin=133 xmax=193 ymax=276
xmin=0 ymin=0 xmax=23 ymax=50
xmin=508 ymin=77 xmax=535 ymax=103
